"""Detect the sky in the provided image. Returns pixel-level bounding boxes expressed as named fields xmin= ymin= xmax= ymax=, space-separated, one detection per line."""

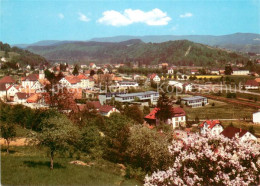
xmin=0 ymin=0 xmax=259 ymax=44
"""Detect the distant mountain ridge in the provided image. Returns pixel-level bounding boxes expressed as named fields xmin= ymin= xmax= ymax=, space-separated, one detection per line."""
xmin=13 ymin=33 xmax=260 ymax=53
xmin=26 ymin=39 xmax=249 ymax=67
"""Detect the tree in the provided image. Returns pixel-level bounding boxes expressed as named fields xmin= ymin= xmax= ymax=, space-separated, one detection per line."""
xmin=103 ymin=113 xmax=132 ymax=163
xmin=4 ymin=51 xmax=9 ymax=58
xmin=97 ymin=69 xmax=104 ymax=74
xmin=248 ymin=126 xmax=255 ymax=135
xmin=145 ymin=131 xmax=260 ymax=185
xmin=90 ymin=70 xmax=95 ymax=76
xmin=224 ymin=65 xmax=233 ymax=75
xmin=124 ymin=105 xmax=144 ymax=124
xmin=72 ymin=65 xmax=79 ymax=76
xmin=0 ymin=123 xmax=16 ymax=153
xmin=29 ymin=115 xmax=80 ymax=169
xmin=143 ymin=106 xmax=150 ymax=116
xmin=155 ymin=93 xmax=173 ymax=123
xmin=127 ymin=125 xmax=173 ymax=172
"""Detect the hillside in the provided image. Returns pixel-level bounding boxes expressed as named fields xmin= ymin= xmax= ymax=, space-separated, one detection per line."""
xmin=14 ymin=33 xmax=260 ymax=54
xmin=27 ymin=40 xmax=248 ymax=67
xmin=90 ymin=33 xmax=260 ymax=53
xmin=0 ymin=42 xmax=48 ymax=69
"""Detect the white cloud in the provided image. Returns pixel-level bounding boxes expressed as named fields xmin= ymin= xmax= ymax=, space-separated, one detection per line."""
xmin=180 ymin=13 xmax=193 ymax=18
xmin=58 ymin=13 xmax=64 ymax=19
xmin=78 ymin=12 xmax=90 ymax=22
xmin=98 ymin=8 xmax=171 ymax=26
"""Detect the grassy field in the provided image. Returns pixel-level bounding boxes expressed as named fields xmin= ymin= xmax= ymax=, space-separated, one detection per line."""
xmin=1 ymin=146 xmax=142 ymax=185
xmin=183 ymin=99 xmax=256 ymax=120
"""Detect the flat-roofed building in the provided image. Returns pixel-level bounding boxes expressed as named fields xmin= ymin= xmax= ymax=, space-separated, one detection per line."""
xmin=181 ymin=96 xmax=208 ymax=108
xmin=99 ymin=91 xmax=159 ymax=105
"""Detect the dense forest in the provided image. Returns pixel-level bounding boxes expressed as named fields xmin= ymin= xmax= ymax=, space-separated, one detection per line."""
xmin=0 ymin=42 xmax=48 ymax=69
xmin=27 ymin=40 xmax=249 ymax=67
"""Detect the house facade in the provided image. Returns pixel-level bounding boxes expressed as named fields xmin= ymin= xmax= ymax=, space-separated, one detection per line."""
xmin=200 ymin=120 xmax=224 ymax=135
xmin=253 ymin=111 xmax=260 ymax=124
xmin=181 ymin=96 xmax=208 ymax=108
xmin=144 ymin=107 xmax=186 ymax=129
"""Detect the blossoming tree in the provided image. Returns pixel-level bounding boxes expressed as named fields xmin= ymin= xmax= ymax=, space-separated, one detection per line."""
xmin=144 ymin=132 xmax=260 ymax=186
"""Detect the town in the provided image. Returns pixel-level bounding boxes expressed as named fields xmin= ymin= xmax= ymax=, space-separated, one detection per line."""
xmin=1 ymin=0 xmax=260 ymax=185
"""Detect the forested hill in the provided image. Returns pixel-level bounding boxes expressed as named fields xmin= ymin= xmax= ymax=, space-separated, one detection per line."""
xmin=27 ymin=40 xmax=248 ymax=67
xmin=0 ymin=42 xmax=48 ymax=68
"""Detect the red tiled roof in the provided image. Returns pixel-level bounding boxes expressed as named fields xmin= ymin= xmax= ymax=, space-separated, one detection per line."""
xmin=78 ymin=101 xmax=115 ymax=114
xmin=65 ymin=76 xmax=81 ymax=84
xmin=27 ymin=93 xmax=39 ymax=103
xmin=245 ymin=80 xmax=259 ymax=86
xmin=144 ymin=107 xmax=185 ymax=120
xmin=0 ymin=76 xmax=16 ymax=84
xmin=24 ymin=74 xmax=39 ymax=81
xmin=0 ymin=83 xmax=6 ymax=91
xmin=77 ymin=74 xmax=88 ymax=80
xmin=199 ymin=120 xmax=221 ymax=129
xmin=149 ymin=73 xmax=157 ymax=79
xmin=221 ymin=126 xmax=248 ymax=139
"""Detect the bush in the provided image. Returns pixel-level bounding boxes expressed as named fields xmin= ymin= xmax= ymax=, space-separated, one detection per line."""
xmin=125 ymin=165 xmax=146 ymax=181
xmin=211 ymin=102 xmax=215 ymax=106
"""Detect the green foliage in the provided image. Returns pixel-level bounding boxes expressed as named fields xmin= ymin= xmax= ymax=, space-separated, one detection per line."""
xmin=155 ymin=93 xmax=173 ymax=122
xmin=29 ymin=115 xmax=80 ymax=169
xmin=226 ymin=92 xmax=237 ymax=98
xmin=126 ymin=125 xmax=173 ymax=172
xmin=103 ymin=113 xmax=132 ymax=163
xmin=123 ymin=105 xmax=144 ymax=124
xmin=143 ymin=106 xmax=150 ymax=116
xmin=0 ymin=122 xmax=16 ymax=153
xmin=72 ymin=64 xmax=79 ymax=76
xmin=27 ymin=40 xmax=248 ymax=66
xmin=225 ymin=65 xmax=233 ymax=75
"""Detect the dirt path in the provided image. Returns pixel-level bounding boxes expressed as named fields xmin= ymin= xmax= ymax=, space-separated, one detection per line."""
xmin=0 ymin=138 xmax=29 ymax=146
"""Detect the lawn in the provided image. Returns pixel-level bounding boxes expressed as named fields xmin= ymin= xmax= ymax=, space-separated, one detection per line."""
xmin=1 ymin=146 xmax=142 ymax=185
xmin=183 ymin=99 xmax=256 ymax=120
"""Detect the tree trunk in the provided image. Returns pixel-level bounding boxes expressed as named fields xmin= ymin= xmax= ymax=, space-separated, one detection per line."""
xmin=50 ymin=151 xmax=54 ymax=170
xmin=6 ymin=139 xmax=10 ymax=154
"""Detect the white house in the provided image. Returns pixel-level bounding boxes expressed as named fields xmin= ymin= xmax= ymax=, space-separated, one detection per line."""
xmin=232 ymin=68 xmax=249 ymax=75
xmin=253 ymin=111 xmax=260 ymax=124
xmin=117 ymin=81 xmax=139 ymax=89
xmin=14 ymin=92 xmax=31 ymax=104
xmin=149 ymin=74 xmax=161 ymax=82
xmin=144 ymin=107 xmax=186 ymax=129
xmin=6 ymin=85 xmax=19 ymax=101
xmin=200 ymin=120 xmax=224 ymax=135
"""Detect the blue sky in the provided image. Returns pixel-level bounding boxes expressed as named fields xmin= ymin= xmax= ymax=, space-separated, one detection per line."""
xmin=0 ymin=0 xmax=259 ymax=44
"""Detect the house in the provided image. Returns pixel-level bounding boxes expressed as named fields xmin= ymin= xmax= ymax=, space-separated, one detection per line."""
xmin=149 ymin=74 xmax=160 ymax=82
xmin=6 ymin=85 xmax=19 ymax=101
xmin=183 ymin=83 xmax=193 ymax=92
xmin=221 ymin=126 xmax=257 ymax=142
xmin=99 ymin=91 xmax=159 ymax=105
xmin=167 ymin=67 xmax=174 ymax=74
xmin=117 ymin=81 xmax=139 ymax=89
xmin=253 ymin=111 xmax=260 ymax=124
xmin=0 ymin=76 xmax=16 ymax=87
xmin=159 ymin=63 xmax=168 ymax=69
xmin=181 ymin=96 xmax=208 ymax=108
xmin=144 ymin=107 xmax=186 ymax=129
xmin=14 ymin=92 xmax=31 ymax=104
xmin=243 ymin=80 xmax=259 ymax=90
xmin=114 ymin=91 xmax=159 ymax=104
xmin=190 ymin=69 xmax=199 ymax=75
xmin=168 ymin=81 xmax=183 ymax=89
xmin=255 ymin=78 xmax=260 ymax=83
xmin=232 ymin=68 xmax=249 ymax=75
xmin=211 ymin=68 xmax=220 ymax=75
xmin=199 ymin=120 xmax=224 ymax=135
xmin=21 ymin=74 xmax=39 ymax=89
xmin=89 ymin=63 xmax=96 ymax=69
xmin=78 ymin=101 xmax=119 ymax=117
